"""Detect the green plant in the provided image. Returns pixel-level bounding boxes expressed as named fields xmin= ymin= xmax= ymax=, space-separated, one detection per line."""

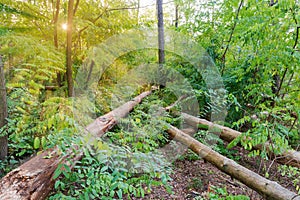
xmin=48 ymin=92 xmax=177 ymax=199
xmin=0 ymin=88 xmax=76 ymax=159
xmin=194 ymin=130 xmax=240 ymax=161
xmin=0 ymin=156 xmax=19 ymax=178
xmin=49 ymin=138 xmax=172 ymax=199
xmin=278 ymin=165 xmax=300 ymax=194
xmin=228 ymin=114 xmax=294 ymax=160
xmin=177 ymin=0 xmax=300 ymax=161
xmin=104 ymin=93 xmax=177 ymax=153
xmin=189 ymin=177 xmax=203 ymax=190
xmin=194 ymin=185 xmax=250 ymax=200
xmin=178 ymin=150 xmax=200 ymax=162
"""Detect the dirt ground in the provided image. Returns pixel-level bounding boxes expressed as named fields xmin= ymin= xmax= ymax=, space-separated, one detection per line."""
xmin=132 ymin=143 xmax=298 ymax=200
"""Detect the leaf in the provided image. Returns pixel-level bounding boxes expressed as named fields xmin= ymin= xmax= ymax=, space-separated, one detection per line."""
xmin=100 ymin=165 xmax=108 ymax=173
xmin=33 ymin=137 xmax=40 ymax=149
xmin=84 ymin=192 xmax=89 ymax=200
xmin=117 ymin=189 xmax=122 ymax=199
xmin=53 ymin=164 xmax=63 ymax=180
xmin=41 ymin=136 xmax=47 ymax=149
xmin=227 ymin=136 xmax=241 ymax=149
xmin=110 ymin=190 xmax=114 ymax=197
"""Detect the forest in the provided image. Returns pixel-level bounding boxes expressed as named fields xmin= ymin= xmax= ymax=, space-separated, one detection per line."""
xmin=0 ymin=0 xmax=299 ymax=199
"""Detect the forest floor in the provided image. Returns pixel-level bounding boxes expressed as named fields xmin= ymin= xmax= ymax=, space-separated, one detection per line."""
xmin=132 ymin=142 xmax=298 ymax=200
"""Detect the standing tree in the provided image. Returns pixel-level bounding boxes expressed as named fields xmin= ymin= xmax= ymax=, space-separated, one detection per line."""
xmin=53 ymin=0 xmax=63 ymax=87
xmin=156 ymin=0 xmax=165 ymax=87
xmin=66 ymin=0 xmax=75 ymax=97
xmin=0 ymin=55 xmax=8 ymax=160
xmin=174 ymin=2 xmax=179 ymax=28
xmin=156 ymin=0 xmax=165 ymax=65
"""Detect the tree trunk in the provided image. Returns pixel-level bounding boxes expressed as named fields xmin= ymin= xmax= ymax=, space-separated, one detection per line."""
xmin=66 ymin=0 xmax=74 ymax=97
xmin=53 ymin=0 xmax=60 ymax=49
xmin=53 ymin=0 xmax=63 ymax=87
xmin=156 ymin=0 xmax=165 ymax=65
xmin=0 ymin=91 xmax=152 ymax=199
xmin=167 ymin=125 xmax=300 ymax=200
xmin=137 ymin=0 xmax=140 ymax=24
xmin=0 ymin=55 xmax=8 ymax=160
xmin=182 ymin=112 xmax=300 ymax=168
xmin=174 ymin=3 xmax=179 ymax=28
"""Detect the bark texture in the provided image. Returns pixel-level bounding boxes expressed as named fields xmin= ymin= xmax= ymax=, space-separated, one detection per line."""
xmin=0 ymin=91 xmax=152 ymax=200
xmin=156 ymin=0 xmax=165 ymax=65
xmin=167 ymin=125 xmax=300 ymax=200
xmin=66 ymin=0 xmax=74 ymax=97
xmin=0 ymin=55 xmax=8 ymax=160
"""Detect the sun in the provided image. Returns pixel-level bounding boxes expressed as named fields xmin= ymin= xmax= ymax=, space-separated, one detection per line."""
xmin=62 ymin=23 xmax=68 ymax=30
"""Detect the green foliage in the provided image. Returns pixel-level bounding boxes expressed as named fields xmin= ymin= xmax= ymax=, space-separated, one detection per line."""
xmin=105 ymin=93 xmax=176 ymax=153
xmin=48 ymin=92 xmax=176 ymax=199
xmin=194 ymin=185 xmax=250 ymax=200
xmin=194 ymin=130 xmax=240 ymax=161
xmin=49 ymin=139 xmax=172 ymax=199
xmin=178 ymin=150 xmax=200 ymax=162
xmin=1 ymin=0 xmax=299 ymax=198
xmin=228 ymin=107 xmax=298 ymax=159
xmin=0 ymin=157 xmax=19 ymax=178
xmin=188 ymin=177 xmax=203 ymax=190
xmin=178 ymin=0 xmax=300 ymax=158
xmin=0 ymin=88 xmax=75 ymax=159
xmin=278 ymin=165 xmax=300 ymax=194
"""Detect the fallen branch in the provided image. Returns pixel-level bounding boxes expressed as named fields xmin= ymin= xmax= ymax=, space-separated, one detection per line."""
xmin=181 ymin=112 xmax=300 ymax=168
xmin=0 ymin=91 xmax=152 ymax=200
xmin=167 ymin=125 xmax=300 ymax=200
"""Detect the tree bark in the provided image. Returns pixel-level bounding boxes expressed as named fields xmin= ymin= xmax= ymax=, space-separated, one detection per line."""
xmin=137 ymin=0 xmax=140 ymax=24
xmin=167 ymin=125 xmax=300 ymax=200
xmin=53 ymin=0 xmax=60 ymax=49
xmin=181 ymin=112 xmax=300 ymax=168
xmin=0 ymin=91 xmax=152 ymax=199
xmin=53 ymin=0 xmax=63 ymax=87
xmin=66 ymin=0 xmax=74 ymax=97
xmin=0 ymin=55 xmax=8 ymax=160
xmin=174 ymin=3 xmax=179 ymax=28
xmin=156 ymin=0 xmax=165 ymax=65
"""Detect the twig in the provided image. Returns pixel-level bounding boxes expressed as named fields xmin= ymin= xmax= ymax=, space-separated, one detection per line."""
xmin=276 ymin=8 xmax=299 ymax=98
xmin=221 ymin=0 xmax=244 ymax=75
xmin=289 ymin=117 xmax=298 ymax=133
xmin=23 ymin=2 xmax=50 ymax=20
xmin=282 ymin=72 xmax=294 ymax=99
xmin=77 ymin=1 xmax=175 ymax=35
xmin=73 ymin=0 xmax=80 ymax=15
xmin=165 ymin=95 xmax=188 ymax=111
xmin=276 ymin=67 xmax=287 ymax=97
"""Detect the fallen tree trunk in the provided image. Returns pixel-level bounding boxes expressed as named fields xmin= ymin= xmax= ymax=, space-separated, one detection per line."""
xmin=167 ymin=125 xmax=300 ymax=200
xmin=182 ymin=112 xmax=300 ymax=168
xmin=0 ymin=91 xmax=152 ymax=200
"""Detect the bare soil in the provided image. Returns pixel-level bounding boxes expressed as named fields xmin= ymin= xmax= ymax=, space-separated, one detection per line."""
xmin=132 ymin=143 xmax=298 ymax=200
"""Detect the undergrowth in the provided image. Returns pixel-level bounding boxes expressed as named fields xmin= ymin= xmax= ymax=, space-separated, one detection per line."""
xmin=48 ymin=91 xmax=176 ymax=199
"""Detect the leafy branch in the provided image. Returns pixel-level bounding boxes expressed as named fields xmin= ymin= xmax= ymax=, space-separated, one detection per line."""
xmin=278 ymin=7 xmax=299 ymax=98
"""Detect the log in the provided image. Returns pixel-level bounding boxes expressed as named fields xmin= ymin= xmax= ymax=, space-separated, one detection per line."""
xmin=167 ymin=125 xmax=300 ymax=200
xmin=44 ymin=86 xmax=59 ymax=91
xmin=0 ymin=91 xmax=152 ymax=200
xmin=182 ymin=112 xmax=300 ymax=168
